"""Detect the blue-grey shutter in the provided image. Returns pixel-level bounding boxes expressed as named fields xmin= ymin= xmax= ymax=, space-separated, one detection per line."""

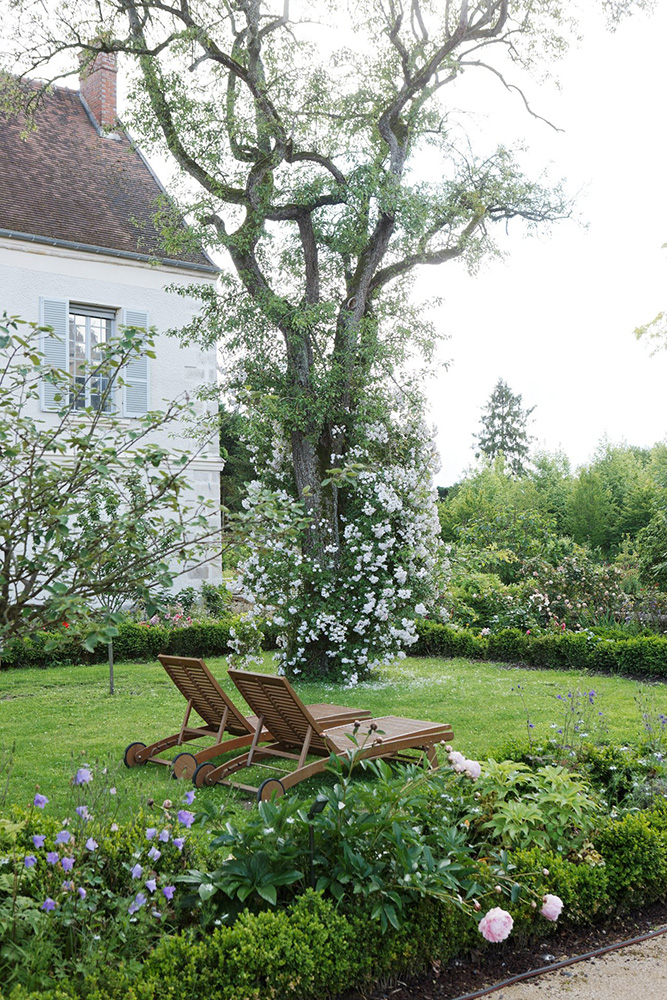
xmin=121 ymin=309 xmax=149 ymax=417
xmin=39 ymin=298 xmax=69 ymax=411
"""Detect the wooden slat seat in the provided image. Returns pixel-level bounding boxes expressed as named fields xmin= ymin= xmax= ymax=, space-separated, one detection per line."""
xmin=122 ymin=655 xmax=370 ymax=778
xmin=191 ymin=668 xmax=454 ymax=800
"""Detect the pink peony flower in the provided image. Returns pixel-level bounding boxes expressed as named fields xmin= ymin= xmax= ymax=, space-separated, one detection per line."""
xmin=464 ymin=759 xmax=481 ymax=780
xmin=540 ymin=894 xmax=564 ymax=921
xmin=479 ymin=907 xmax=514 ymax=943
xmin=448 ymin=751 xmax=466 ymax=770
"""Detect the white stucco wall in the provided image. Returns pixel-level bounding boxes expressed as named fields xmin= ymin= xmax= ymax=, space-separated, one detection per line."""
xmin=0 ymin=237 xmax=224 ymax=587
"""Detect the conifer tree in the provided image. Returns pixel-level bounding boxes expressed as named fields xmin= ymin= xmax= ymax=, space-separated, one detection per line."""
xmin=475 ymin=379 xmax=535 ymax=477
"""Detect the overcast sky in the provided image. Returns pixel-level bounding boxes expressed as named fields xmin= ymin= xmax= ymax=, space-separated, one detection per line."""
xmin=423 ymin=4 xmax=667 ymax=485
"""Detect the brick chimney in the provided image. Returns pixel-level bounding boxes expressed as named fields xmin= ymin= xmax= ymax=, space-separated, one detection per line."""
xmin=79 ymin=50 xmax=117 ymax=130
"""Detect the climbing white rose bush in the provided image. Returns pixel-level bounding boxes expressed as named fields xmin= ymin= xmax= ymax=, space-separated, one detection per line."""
xmin=236 ymin=398 xmax=446 ymax=682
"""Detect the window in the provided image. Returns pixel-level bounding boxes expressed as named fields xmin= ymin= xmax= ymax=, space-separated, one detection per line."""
xmin=69 ymin=305 xmax=115 ymax=412
xmin=39 ymin=298 xmax=149 ymax=416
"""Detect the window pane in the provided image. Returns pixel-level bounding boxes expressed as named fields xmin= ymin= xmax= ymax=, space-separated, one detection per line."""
xmin=69 ymin=314 xmax=88 ymax=409
xmin=68 ymin=311 xmax=114 ymax=411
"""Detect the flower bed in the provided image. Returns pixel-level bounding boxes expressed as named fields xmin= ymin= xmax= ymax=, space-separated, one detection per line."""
xmin=4 ymin=736 xmax=667 ymax=1000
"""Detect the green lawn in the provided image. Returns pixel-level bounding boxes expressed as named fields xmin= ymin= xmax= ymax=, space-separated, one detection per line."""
xmin=0 ymin=653 xmax=663 ymax=816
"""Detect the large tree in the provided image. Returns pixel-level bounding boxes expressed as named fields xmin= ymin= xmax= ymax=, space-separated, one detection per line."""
xmin=2 ymin=0 xmax=649 ymax=679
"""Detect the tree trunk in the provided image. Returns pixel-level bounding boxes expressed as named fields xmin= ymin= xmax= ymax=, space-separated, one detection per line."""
xmin=108 ymin=639 xmax=114 ymax=695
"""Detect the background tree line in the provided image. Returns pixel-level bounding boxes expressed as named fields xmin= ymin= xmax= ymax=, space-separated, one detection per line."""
xmin=436 ymin=439 xmax=667 ymax=633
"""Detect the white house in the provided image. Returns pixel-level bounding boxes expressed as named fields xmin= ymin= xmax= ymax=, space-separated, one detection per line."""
xmin=0 ymin=53 xmax=223 ymax=587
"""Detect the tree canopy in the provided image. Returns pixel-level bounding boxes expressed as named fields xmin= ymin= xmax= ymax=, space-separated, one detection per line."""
xmin=0 ymin=314 xmax=223 ymax=657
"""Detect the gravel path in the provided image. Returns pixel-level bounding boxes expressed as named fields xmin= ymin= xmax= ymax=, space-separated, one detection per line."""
xmin=361 ymin=902 xmax=667 ymax=1000
xmin=492 ymin=932 xmax=667 ymax=998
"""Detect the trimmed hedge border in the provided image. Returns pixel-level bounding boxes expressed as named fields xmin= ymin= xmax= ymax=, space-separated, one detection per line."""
xmin=0 ymin=619 xmax=281 ymax=670
xmin=413 ymin=620 xmax=667 ymax=679
xmin=4 ymin=616 xmax=667 ymax=679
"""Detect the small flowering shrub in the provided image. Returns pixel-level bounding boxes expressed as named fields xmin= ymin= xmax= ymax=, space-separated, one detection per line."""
xmin=0 ymin=768 xmax=198 ymax=992
xmin=520 ymin=547 xmax=627 ymax=630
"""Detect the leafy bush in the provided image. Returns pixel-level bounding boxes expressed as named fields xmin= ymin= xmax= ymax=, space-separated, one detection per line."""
xmin=143 ymin=890 xmax=363 ymax=1000
xmin=0 ymin=618 xmax=276 ymax=670
xmin=509 ymin=847 xmax=610 ymax=926
xmin=593 ymin=812 xmax=667 ymax=908
xmin=413 ymin=621 xmax=487 ymax=659
xmin=171 ymin=583 xmax=232 ymax=618
xmin=0 ymin=893 xmax=479 ymax=1000
xmin=182 ymin=754 xmax=499 ymax=933
xmin=446 ymin=571 xmax=523 ymax=630
xmin=485 ymin=628 xmax=527 ymax=662
xmin=413 ymin=620 xmax=667 ymax=680
xmin=463 ymin=759 xmax=600 ymax=853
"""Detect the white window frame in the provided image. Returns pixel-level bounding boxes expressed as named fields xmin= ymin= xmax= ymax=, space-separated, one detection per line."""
xmin=68 ymin=303 xmax=117 ymax=413
xmin=39 ymin=298 xmax=150 ymax=417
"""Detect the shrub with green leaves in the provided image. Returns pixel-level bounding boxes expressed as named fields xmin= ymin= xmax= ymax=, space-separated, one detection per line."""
xmin=509 ymin=846 xmax=611 ymax=927
xmin=412 ymin=620 xmax=667 ymax=681
xmin=593 ymin=812 xmax=667 ymax=908
xmin=464 ymin=759 xmax=600 ymax=853
xmin=0 ymin=617 xmax=267 ymax=669
xmin=182 ymin=755 xmax=499 ymax=933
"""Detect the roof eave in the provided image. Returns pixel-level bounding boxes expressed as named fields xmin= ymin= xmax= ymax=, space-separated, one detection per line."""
xmin=0 ymin=228 xmax=220 ymax=275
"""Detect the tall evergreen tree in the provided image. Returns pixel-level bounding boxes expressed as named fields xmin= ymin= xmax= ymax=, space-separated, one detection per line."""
xmin=474 ymin=380 xmax=535 ymax=476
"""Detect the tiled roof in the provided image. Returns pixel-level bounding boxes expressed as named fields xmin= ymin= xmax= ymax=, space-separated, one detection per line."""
xmin=0 ymin=84 xmax=217 ymax=272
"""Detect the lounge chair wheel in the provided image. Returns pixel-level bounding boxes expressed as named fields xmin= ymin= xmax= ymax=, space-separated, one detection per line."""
xmin=171 ymin=753 xmax=198 ymax=780
xmin=257 ymin=778 xmax=285 ymax=803
xmin=124 ymin=742 xmax=147 ymax=768
xmin=193 ymin=762 xmax=217 ymax=788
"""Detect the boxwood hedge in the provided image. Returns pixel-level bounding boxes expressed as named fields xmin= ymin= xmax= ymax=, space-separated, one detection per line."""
xmin=413 ymin=621 xmax=667 ymax=680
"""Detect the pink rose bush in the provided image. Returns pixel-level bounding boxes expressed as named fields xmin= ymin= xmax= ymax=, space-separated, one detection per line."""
xmin=540 ymin=894 xmax=564 ymax=921
xmin=478 ymin=907 xmax=514 ymax=942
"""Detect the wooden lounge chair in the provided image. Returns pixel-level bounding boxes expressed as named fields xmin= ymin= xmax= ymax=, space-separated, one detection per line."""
xmin=123 ymin=654 xmax=371 ymax=779
xmin=191 ymin=668 xmax=454 ymax=800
